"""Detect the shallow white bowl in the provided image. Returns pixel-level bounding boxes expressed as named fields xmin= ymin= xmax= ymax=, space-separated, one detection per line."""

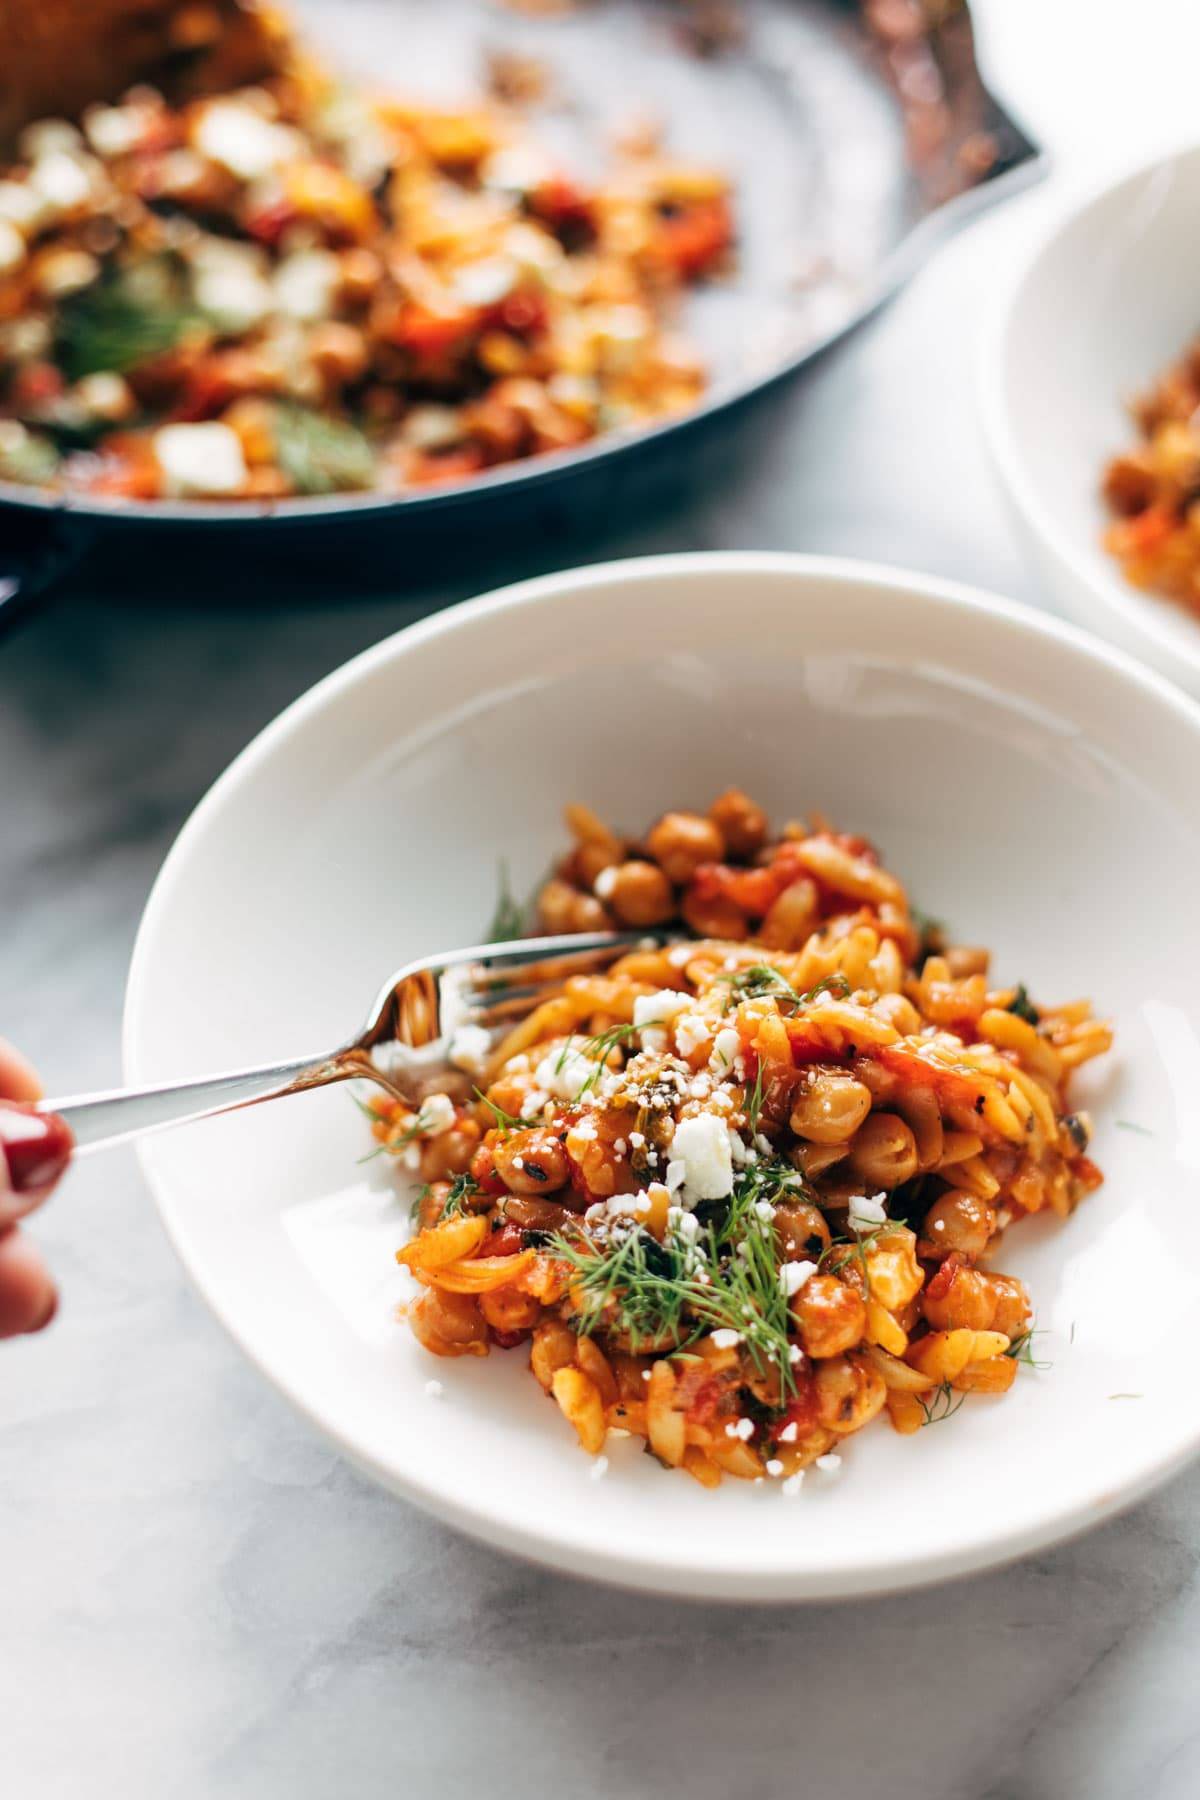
xmin=982 ymin=142 xmax=1200 ymax=697
xmin=125 ymin=552 xmax=1200 ymax=1600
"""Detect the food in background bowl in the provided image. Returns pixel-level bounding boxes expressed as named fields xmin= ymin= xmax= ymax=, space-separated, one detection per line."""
xmin=380 ymin=793 xmax=1112 ymax=1491
xmin=0 ymin=27 xmax=730 ymax=502
xmin=1102 ymin=337 xmax=1200 ymax=615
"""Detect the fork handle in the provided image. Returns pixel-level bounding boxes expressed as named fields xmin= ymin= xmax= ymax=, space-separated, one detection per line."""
xmin=37 ymin=1049 xmax=363 ymax=1152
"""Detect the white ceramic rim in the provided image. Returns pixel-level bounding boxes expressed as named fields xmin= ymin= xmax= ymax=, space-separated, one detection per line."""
xmin=979 ymin=136 xmax=1200 ymax=686
xmin=124 ymin=550 xmax=1200 ymax=1600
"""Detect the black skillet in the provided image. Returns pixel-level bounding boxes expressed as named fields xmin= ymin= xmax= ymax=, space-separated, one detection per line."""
xmin=0 ymin=0 xmax=1041 ymax=623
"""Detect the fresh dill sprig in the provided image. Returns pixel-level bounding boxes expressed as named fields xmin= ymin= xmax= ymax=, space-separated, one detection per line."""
xmin=474 ymin=1088 xmax=525 ymax=1132
xmin=818 ymin=1218 xmax=896 ymax=1286
xmin=745 ymin=1059 xmax=766 ymax=1136
xmin=1004 ymin=1325 xmax=1052 ymax=1370
xmin=486 ymin=858 xmax=527 ymax=943
xmin=550 ymin=1167 xmax=799 ymax=1395
xmin=566 ymin=1021 xmax=645 ymax=1101
xmin=410 ymin=1170 xmax=483 ymax=1224
xmin=358 ymin=1099 xmax=437 ymax=1165
xmin=719 ymin=964 xmax=850 ymax=1015
xmin=918 ymin=1381 xmax=967 ymax=1427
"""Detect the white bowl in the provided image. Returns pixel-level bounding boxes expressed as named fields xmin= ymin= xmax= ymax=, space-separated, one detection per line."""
xmin=125 ymin=552 xmax=1200 ymax=1600
xmin=982 ymin=142 xmax=1200 ymax=697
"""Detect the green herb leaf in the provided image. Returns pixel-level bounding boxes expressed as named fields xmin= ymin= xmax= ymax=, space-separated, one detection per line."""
xmin=486 ymin=857 xmax=527 ymax=943
xmin=271 ymin=402 xmax=376 ymax=495
xmin=55 ymin=254 xmax=206 ymax=380
xmin=1007 ymin=983 xmax=1040 ymax=1026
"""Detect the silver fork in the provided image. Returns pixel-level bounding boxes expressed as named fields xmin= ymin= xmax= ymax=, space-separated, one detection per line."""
xmin=37 ymin=932 xmax=645 ymax=1152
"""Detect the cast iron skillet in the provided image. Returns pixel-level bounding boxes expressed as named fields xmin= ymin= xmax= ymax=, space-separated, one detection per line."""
xmin=0 ymin=0 xmax=1042 ymax=621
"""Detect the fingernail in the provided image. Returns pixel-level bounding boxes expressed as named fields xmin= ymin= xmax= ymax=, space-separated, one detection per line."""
xmin=31 ymin=1285 xmax=58 ymax=1332
xmin=0 ymin=1106 xmax=74 ymax=1194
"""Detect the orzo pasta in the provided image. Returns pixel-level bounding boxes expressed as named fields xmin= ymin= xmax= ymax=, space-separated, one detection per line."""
xmin=1102 ymin=336 xmax=1200 ymax=615
xmin=378 ymin=791 xmax=1111 ymax=1489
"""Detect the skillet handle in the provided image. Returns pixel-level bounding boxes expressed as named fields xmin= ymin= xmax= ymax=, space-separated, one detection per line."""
xmin=0 ymin=511 xmax=91 ymax=638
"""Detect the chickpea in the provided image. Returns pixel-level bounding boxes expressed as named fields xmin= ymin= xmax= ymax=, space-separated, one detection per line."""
xmin=408 ymin=1287 xmax=487 ymax=1357
xmin=537 ymin=877 xmax=610 ymax=935
xmin=493 ymin=1127 xmax=570 ymax=1194
xmin=773 ymin=1200 xmax=832 ymax=1260
xmin=985 ymin=1272 xmax=1031 ymax=1341
xmin=501 ymin=1194 xmax=575 ymax=1231
xmin=418 ymin=1121 xmax=481 ymax=1184
xmin=922 ymin=1188 xmax=996 ymax=1257
xmin=790 ymin=1070 xmax=873 ymax=1145
xmin=338 ymin=246 xmax=383 ymax=304
xmin=576 ymin=839 xmax=622 ymax=889
xmin=530 ymin=1317 xmax=579 ymax=1391
xmin=708 ymin=787 xmax=768 ymax=857
xmin=602 ymin=860 xmax=675 ymax=927
xmin=921 ymin=1262 xmax=996 ymax=1332
xmin=793 ymin=1274 xmax=867 ymax=1358
xmin=814 ymin=1352 xmax=888 ymax=1434
xmin=480 ymin=1287 xmax=540 ymax=1334
xmin=309 ymin=321 xmax=369 ymax=388
xmin=681 ymin=887 xmax=746 ymax=940
xmin=847 ymin=1112 xmax=919 ymax=1188
xmin=645 ymin=810 xmax=725 ymax=884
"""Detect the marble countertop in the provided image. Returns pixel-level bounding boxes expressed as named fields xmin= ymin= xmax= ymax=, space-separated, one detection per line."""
xmin=4 ymin=6 xmax=1200 ymax=1796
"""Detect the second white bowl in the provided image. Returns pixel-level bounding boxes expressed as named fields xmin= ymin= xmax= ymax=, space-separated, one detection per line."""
xmin=983 ymin=142 xmax=1200 ymax=696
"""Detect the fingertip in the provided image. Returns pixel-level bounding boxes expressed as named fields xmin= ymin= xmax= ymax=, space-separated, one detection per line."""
xmin=0 ymin=1227 xmax=58 ymax=1338
xmin=0 ymin=1038 xmax=43 ymax=1104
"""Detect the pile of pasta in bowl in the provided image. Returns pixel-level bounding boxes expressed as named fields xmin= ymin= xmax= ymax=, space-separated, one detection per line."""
xmin=374 ymin=791 xmax=1112 ymax=1492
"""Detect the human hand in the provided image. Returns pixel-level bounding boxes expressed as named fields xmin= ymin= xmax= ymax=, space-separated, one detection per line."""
xmin=0 ymin=1037 xmax=72 ymax=1337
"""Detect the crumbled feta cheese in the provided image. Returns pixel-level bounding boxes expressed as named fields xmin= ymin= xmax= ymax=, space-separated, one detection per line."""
xmin=727 ymin=1129 xmax=753 ymax=1169
xmin=453 ymin=255 xmax=518 ymax=308
xmin=519 ymin=1088 xmax=549 ymax=1120
xmin=782 ymin=1472 xmax=805 ymax=1497
xmin=29 ymin=151 xmax=94 ymax=213
xmin=710 ymin=1328 xmax=741 ymax=1350
xmin=613 ymin=1138 xmax=627 ymax=1157
xmin=640 ymin=1026 xmax=668 ymax=1056
xmin=588 ymin=1454 xmax=609 ymax=1480
xmin=730 ymin=1416 xmax=754 ymax=1439
xmin=194 ymin=100 xmax=303 ymax=180
xmin=483 ymin=144 xmax=552 ymax=195
xmin=788 ymin=1344 xmax=805 ymax=1366
xmin=629 ymin=1131 xmax=645 ymax=1148
xmin=665 ymin=1158 xmax=686 ymax=1193
xmin=778 ymin=1421 xmax=798 ymax=1443
xmin=534 ymin=1043 xmax=596 ymax=1101
xmin=0 ymin=222 xmax=25 ymax=274
xmin=668 ymin=1207 xmax=699 ymax=1242
xmin=815 ymin=1453 xmax=842 ymax=1475
xmin=754 ymin=1200 xmax=776 ymax=1223
xmin=419 ymin=1093 xmax=456 ymax=1136
xmin=18 ymin=119 xmax=82 ymax=160
xmin=849 ymin=1192 xmax=888 ymax=1233
xmin=568 ymin=1117 xmax=598 ymax=1145
xmin=511 ymin=1156 xmax=524 ymax=1171
xmin=670 ymin=1112 xmax=733 ymax=1202
xmin=0 ymin=180 xmax=43 ymax=232
xmin=709 ymin=1026 xmax=741 ymax=1072
xmin=83 ymin=103 xmax=146 ymax=159
xmin=449 ymin=1023 xmax=492 ymax=1076
xmin=753 ymin=1133 xmax=773 ymax=1158
xmin=765 ymin=1459 xmax=784 ymax=1477
xmin=633 ymin=988 xmax=690 ymax=1028
xmin=402 ymin=405 xmax=465 ymax=451
xmin=274 ymin=248 xmax=340 ymax=321
xmin=674 ymin=1013 xmax=710 ymax=1059
xmin=73 ymin=371 xmax=134 ymax=422
xmin=193 ymin=256 xmax=274 ymax=330
xmin=594 ymin=864 xmax=619 ymax=900
xmin=424 ymin=1379 xmax=444 ymax=1398
xmin=668 ymin=943 xmax=694 ymax=968
xmin=780 ymin=1259 xmax=818 ymax=1298
xmin=154 ymin=422 xmax=248 ymax=496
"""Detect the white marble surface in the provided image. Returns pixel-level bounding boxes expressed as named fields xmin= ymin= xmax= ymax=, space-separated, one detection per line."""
xmin=5 ymin=5 xmax=1200 ymax=1795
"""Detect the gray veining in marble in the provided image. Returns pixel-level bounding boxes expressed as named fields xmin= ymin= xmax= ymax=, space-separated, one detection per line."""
xmin=5 ymin=8 xmax=1200 ymax=1794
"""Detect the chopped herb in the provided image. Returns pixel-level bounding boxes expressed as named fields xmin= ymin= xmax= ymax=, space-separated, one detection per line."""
xmin=568 ymin=1021 xmax=644 ymax=1100
xmin=918 ymin=1381 xmax=967 ymax=1427
xmin=746 ymin=1058 xmax=766 ymax=1136
xmin=551 ymin=1165 xmax=798 ymax=1394
xmin=271 ymin=402 xmax=376 ymax=495
xmin=410 ymin=1169 xmax=482 ymax=1223
xmin=1108 ymin=1392 xmax=1143 ymax=1401
xmin=474 ymin=1087 xmax=525 ymax=1132
xmin=55 ymin=254 xmax=206 ymax=380
xmin=1007 ymin=984 xmax=1040 ymax=1026
xmin=486 ymin=857 xmax=527 ymax=943
xmin=719 ymin=964 xmax=850 ymax=1014
xmin=1005 ymin=1326 xmax=1051 ymax=1370
xmin=1115 ymin=1120 xmax=1153 ymax=1137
